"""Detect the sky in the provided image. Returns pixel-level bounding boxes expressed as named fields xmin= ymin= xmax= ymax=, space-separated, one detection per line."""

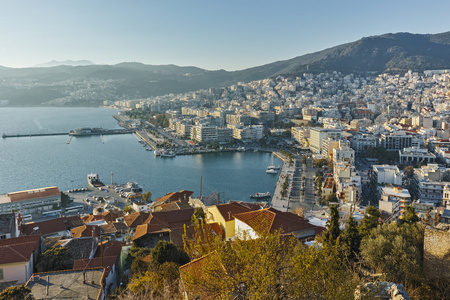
xmin=0 ymin=0 xmax=449 ymax=71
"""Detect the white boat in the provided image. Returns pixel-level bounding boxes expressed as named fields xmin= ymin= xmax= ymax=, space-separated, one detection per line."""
xmin=267 ymin=153 xmax=281 ymax=170
xmin=266 ymin=168 xmax=278 ymax=174
xmin=237 ymin=146 xmax=246 ymax=151
xmin=250 ymin=192 xmax=271 ymax=199
xmin=154 ymin=149 xmax=160 ymax=156
xmin=160 ymin=150 xmax=176 ymax=157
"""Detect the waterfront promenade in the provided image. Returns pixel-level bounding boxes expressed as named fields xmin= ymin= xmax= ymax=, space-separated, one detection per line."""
xmin=270 ymin=153 xmax=295 ymax=212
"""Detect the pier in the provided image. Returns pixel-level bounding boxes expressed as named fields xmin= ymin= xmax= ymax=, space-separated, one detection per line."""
xmin=2 ymin=128 xmax=133 ymax=139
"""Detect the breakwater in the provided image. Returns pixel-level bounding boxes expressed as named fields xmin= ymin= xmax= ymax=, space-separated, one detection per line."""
xmin=2 ymin=128 xmax=133 ymax=138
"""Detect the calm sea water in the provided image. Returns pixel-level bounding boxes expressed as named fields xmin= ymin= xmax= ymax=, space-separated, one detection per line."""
xmin=0 ymin=107 xmax=281 ymax=201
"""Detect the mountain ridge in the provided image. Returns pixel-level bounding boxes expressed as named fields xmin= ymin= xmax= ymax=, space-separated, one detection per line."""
xmin=2 ymin=31 xmax=450 ymax=106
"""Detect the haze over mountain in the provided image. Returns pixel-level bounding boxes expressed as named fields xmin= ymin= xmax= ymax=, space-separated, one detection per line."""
xmin=1 ymin=31 xmax=450 ymax=106
xmin=34 ymin=60 xmax=95 ymax=68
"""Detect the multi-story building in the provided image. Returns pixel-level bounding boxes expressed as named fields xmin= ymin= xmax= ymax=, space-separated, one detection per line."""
xmin=226 ymin=114 xmax=251 ymax=125
xmin=0 ymin=187 xmax=61 ymax=214
xmin=379 ymin=186 xmax=411 ymax=220
xmin=228 ymin=124 xmax=263 ymax=141
xmin=413 ymin=164 xmax=449 ymax=204
xmin=350 ymin=133 xmax=377 ymax=154
xmin=380 ymin=132 xmax=419 ymax=151
xmin=190 ymin=124 xmax=217 ymax=143
xmin=175 ymin=121 xmax=192 ymax=138
xmin=399 ymin=147 xmax=436 ymax=165
xmin=291 ymin=127 xmax=310 ymax=145
xmin=309 ymin=127 xmax=342 ymax=154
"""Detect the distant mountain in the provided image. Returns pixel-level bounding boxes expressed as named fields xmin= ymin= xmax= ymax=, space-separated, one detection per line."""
xmin=34 ymin=60 xmax=95 ymax=67
xmin=1 ymin=31 xmax=450 ymax=106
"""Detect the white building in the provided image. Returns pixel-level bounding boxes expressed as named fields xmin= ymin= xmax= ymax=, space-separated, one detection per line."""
xmin=399 ymin=147 xmax=436 ymax=165
xmin=0 ymin=187 xmax=61 ymax=215
xmin=309 ymin=127 xmax=342 ymax=154
xmin=379 ymin=186 xmax=411 ymax=220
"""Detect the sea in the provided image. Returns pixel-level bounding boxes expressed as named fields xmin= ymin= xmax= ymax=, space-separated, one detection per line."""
xmin=0 ymin=107 xmax=281 ymax=202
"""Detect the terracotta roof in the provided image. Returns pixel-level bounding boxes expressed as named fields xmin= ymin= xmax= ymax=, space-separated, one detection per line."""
xmin=21 ymin=217 xmax=67 ymax=236
xmin=71 ymin=225 xmax=100 ymax=238
xmin=99 ymin=222 xmax=128 ymax=234
xmin=0 ymin=235 xmax=40 ymax=265
xmin=233 ymin=207 xmax=320 ymax=235
xmin=155 ymin=200 xmax=192 ymax=212
xmin=215 ymin=202 xmax=260 ymax=221
xmin=101 ymin=211 xmax=124 ymax=223
xmin=82 ymin=215 xmax=104 ymax=224
xmin=94 ymin=240 xmax=122 ymax=258
xmin=73 ymin=256 xmax=118 ymax=277
xmin=153 ymin=190 xmax=194 ymax=206
xmin=132 ymin=208 xmax=195 ymax=241
xmin=124 ymin=211 xmax=151 ymax=228
xmin=7 ymin=186 xmax=60 ymax=203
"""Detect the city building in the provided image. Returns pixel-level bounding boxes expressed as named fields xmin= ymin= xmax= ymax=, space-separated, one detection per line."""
xmin=378 ymin=186 xmax=411 ymax=220
xmin=0 ymin=187 xmax=61 ymax=215
xmin=399 ymin=147 xmax=436 ymax=165
xmin=309 ymin=127 xmax=342 ymax=154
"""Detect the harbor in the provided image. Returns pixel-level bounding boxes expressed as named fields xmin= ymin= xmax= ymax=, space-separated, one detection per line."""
xmin=2 ymin=128 xmax=133 ymax=138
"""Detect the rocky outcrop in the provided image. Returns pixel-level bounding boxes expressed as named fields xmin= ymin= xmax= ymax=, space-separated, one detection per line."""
xmin=354 ymin=282 xmax=410 ymax=300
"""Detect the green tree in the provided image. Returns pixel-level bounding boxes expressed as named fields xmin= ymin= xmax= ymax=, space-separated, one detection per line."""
xmin=142 ymin=191 xmax=152 ymax=202
xmin=60 ymin=191 xmax=72 ymax=208
xmin=360 ymin=222 xmax=424 ymax=287
xmin=339 ymin=213 xmax=361 ymax=262
xmin=151 ymin=240 xmax=190 ymax=266
xmin=322 ymin=204 xmax=341 ymax=246
xmin=359 ymin=206 xmax=381 ymax=237
xmin=191 ymin=207 xmax=206 ymax=224
xmin=36 ymin=247 xmax=73 ymax=272
xmin=403 ymin=165 xmax=414 ymax=178
xmin=398 ymin=205 xmax=420 ymax=225
xmin=123 ymin=205 xmax=134 ymax=214
xmin=0 ymin=285 xmax=34 ymax=300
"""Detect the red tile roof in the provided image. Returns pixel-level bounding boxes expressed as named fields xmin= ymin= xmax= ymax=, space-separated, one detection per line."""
xmin=71 ymin=225 xmax=100 ymax=238
xmin=215 ymin=202 xmax=260 ymax=221
xmin=0 ymin=235 xmax=40 ymax=265
xmin=73 ymin=256 xmax=118 ymax=277
xmin=21 ymin=217 xmax=67 ymax=236
xmin=233 ymin=207 xmax=320 ymax=235
xmin=123 ymin=211 xmax=151 ymax=228
xmin=8 ymin=187 xmax=60 ymax=203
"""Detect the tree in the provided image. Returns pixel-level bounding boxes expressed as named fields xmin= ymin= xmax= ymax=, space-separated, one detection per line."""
xmin=142 ymin=191 xmax=152 ymax=202
xmin=191 ymin=207 xmax=206 ymax=224
xmin=322 ymin=204 xmax=341 ymax=246
xmin=36 ymin=247 xmax=73 ymax=272
xmin=398 ymin=205 xmax=420 ymax=225
xmin=359 ymin=206 xmax=381 ymax=237
xmin=404 ymin=165 xmax=414 ymax=178
xmin=123 ymin=205 xmax=134 ymax=214
xmin=0 ymin=285 xmax=34 ymax=300
xmin=360 ymin=222 xmax=424 ymax=287
xmin=339 ymin=213 xmax=361 ymax=262
xmin=60 ymin=191 xmax=72 ymax=208
xmin=151 ymin=240 xmax=190 ymax=266
xmin=183 ymin=218 xmax=223 ymax=259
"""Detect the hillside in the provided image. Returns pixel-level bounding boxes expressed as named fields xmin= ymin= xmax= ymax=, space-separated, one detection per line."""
xmin=1 ymin=31 xmax=450 ymax=106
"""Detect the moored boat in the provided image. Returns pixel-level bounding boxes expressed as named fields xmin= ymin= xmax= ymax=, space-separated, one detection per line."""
xmin=87 ymin=173 xmax=105 ymax=187
xmin=250 ymin=192 xmax=271 ymax=199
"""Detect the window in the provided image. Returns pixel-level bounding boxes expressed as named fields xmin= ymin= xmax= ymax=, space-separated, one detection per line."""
xmin=0 ymin=269 xmax=3 ymax=280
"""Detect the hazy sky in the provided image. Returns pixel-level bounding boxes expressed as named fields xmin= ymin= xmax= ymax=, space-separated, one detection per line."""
xmin=0 ymin=0 xmax=448 ymax=71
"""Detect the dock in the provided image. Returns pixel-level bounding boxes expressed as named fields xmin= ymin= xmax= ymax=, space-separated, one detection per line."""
xmin=2 ymin=128 xmax=133 ymax=139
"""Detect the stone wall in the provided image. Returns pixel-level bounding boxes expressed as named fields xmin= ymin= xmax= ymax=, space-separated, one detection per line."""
xmin=423 ymin=224 xmax=450 ymax=279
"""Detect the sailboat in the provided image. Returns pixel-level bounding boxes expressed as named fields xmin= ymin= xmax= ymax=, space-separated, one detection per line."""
xmin=267 ymin=153 xmax=281 ymax=170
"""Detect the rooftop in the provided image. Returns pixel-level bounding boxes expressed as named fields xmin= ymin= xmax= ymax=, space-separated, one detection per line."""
xmin=27 ymin=268 xmax=104 ymax=300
